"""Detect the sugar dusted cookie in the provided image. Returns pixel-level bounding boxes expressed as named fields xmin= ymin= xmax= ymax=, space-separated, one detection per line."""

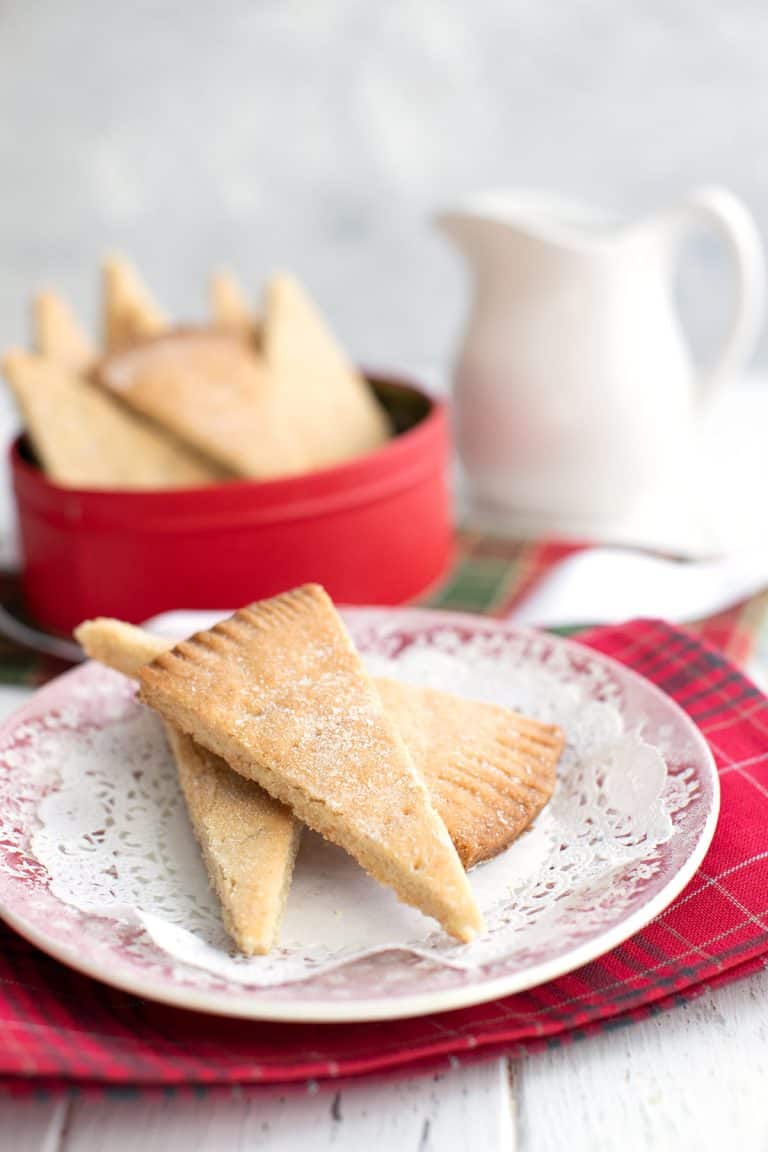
xmin=103 ymin=255 xmax=168 ymax=350
xmin=263 ymin=272 xmax=390 ymax=468
xmin=33 ymin=291 xmax=94 ymax=372
xmin=376 ymin=679 xmax=561 ymax=868
xmin=138 ymin=585 xmax=483 ymax=942
xmin=210 ymin=270 xmax=260 ymax=342
xmin=75 ymin=618 xmax=299 ymax=956
xmin=2 ymin=349 xmax=226 ymax=489
xmin=96 ymin=330 xmax=299 ymax=477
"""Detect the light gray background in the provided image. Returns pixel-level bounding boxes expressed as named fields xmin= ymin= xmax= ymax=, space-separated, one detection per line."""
xmin=0 ymin=0 xmax=765 ymax=374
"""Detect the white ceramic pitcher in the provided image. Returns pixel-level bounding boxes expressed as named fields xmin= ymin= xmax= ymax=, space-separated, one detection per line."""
xmin=437 ymin=187 xmax=765 ymax=533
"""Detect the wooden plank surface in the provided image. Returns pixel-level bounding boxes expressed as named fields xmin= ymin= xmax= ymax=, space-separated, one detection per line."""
xmin=0 ymin=1098 xmax=68 ymax=1151
xmin=5 ymin=962 xmax=768 ymax=1152
xmin=516 ymin=965 xmax=768 ymax=1152
xmin=0 ymin=1060 xmax=512 ymax=1152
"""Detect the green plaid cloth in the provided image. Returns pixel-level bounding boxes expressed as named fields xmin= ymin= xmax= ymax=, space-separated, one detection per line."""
xmin=426 ymin=534 xmax=768 ymax=671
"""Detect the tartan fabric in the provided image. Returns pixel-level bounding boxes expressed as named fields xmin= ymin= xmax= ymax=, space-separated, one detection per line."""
xmin=427 ymin=532 xmax=768 ymax=666
xmin=0 ymin=616 xmax=767 ymax=1093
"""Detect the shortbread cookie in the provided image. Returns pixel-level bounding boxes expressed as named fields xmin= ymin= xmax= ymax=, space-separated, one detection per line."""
xmin=80 ymin=617 xmax=560 ymax=868
xmin=79 ymin=618 xmax=561 ymax=867
xmin=75 ymin=617 xmax=169 ymax=676
xmin=75 ymin=618 xmax=299 ymax=955
xmin=138 ymin=586 xmax=483 ymax=942
xmin=167 ymin=729 xmax=301 ymax=954
xmin=103 ymin=256 xmax=168 ymax=350
xmin=33 ymin=291 xmax=94 ymax=371
xmin=2 ymin=350 xmax=227 ymax=489
xmin=97 ymin=275 xmax=391 ymax=479
xmin=96 ymin=330 xmax=300 ymax=478
xmin=375 ymin=679 xmax=561 ymax=867
xmin=263 ymin=273 xmax=390 ymax=467
xmin=211 ymin=271 xmax=260 ymax=341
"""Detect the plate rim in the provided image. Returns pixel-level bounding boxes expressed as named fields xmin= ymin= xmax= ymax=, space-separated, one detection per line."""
xmin=0 ymin=608 xmax=721 ymax=1023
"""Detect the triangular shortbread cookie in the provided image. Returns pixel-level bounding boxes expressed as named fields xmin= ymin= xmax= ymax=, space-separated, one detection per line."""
xmin=2 ymin=350 xmax=227 ymax=489
xmin=375 ymin=679 xmax=561 ymax=868
xmin=75 ymin=618 xmax=169 ymax=679
xmin=103 ymin=256 xmax=168 ymax=350
xmin=138 ymin=586 xmax=483 ymax=941
xmin=33 ymin=291 xmax=94 ymax=372
xmin=78 ymin=618 xmax=561 ymax=871
xmin=263 ymin=273 xmax=390 ymax=468
xmin=96 ymin=331 xmax=300 ymax=478
xmin=75 ymin=618 xmax=299 ymax=955
xmin=210 ymin=270 xmax=260 ymax=342
xmin=166 ymin=729 xmax=300 ymax=954
xmin=96 ymin=273 xmax=390 ymax=479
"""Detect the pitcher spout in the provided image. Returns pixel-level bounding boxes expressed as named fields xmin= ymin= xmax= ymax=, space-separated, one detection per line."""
xmin=436 ymin=190 xmax=639 ymax=261
xmin=435 ymin=210 xmax=503 ymax=258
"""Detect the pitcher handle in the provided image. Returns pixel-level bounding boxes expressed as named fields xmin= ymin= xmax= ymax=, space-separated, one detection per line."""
xmin=676 ymin=186 xmax=765 ymax=404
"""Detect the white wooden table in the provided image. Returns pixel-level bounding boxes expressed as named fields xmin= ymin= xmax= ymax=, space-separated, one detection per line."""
xmin=2 ymin=380 xmax=768 ymax=1149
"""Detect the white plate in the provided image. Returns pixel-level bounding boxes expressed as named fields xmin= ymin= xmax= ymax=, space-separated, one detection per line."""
xmin=0 ymin=609 xmax=719 ymax=1022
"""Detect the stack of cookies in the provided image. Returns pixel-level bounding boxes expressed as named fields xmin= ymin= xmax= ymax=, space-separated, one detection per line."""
xmin=77 ymin=584 xmax=564 ymax=952
xmin=2 ymin=259 xmax=391 ymax=490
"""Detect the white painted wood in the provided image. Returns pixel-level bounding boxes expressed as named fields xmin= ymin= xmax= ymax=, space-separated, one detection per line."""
xmin=517 ymin=965 xmax=768 ymax=1152
xmin=0 ymin=1098 xmax=68 ymax=1152
xmin=62 ymin=1059 xmax=512 ymax=1151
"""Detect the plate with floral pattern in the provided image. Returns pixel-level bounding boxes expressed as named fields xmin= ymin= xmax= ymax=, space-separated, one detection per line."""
xmin=0 ymin=609 xmax=718 ymax=1021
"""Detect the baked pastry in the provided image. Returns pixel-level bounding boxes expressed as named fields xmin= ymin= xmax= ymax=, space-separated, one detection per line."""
xmin=103 ymin=255 xmax=168 ymax=350
xmin=137 ymin=585 xmax=483 ymax=942
xmin=33 ymin=290 xmax=94 ymax=372
xmin=375 ymin=678 xmax=561 ymax=867
xmin=76 ymin=618 xmax=170 ymax=678
xmin=96 ymin=330 xmax=299 ymax=478
xmin=79 ymin=618 xmax=561 ymax=870
xmin=7 ymin=258 xmax=392 ymax=488
xmin=2 ymin=350 xmax=226 ymax=489
xmin=170 ymin=732 xmax=301 ymax=956
xmin=78 ymin=611 xmax=562 ymax=951
xmin=75 ymin=618 xmax=298 ymax=955
xmin=210 ymin=270 xmax=260 ymax=341
xmin=96 ymin=273 xmax=390 ymax=479
xmin=261 ymin=273 xmax=390 ymax=468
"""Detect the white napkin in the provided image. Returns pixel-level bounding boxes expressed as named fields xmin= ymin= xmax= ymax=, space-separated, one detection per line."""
xmin=509 ymin=548 xmax=768 ymax=628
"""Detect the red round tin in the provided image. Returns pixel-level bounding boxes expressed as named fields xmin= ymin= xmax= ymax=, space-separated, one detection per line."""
xmin=11 ymin=375 xmax=453 ymax=634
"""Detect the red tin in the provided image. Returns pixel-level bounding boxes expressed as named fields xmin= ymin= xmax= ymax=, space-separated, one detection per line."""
xmin=11 ymin=376 xmax=453 ymax=635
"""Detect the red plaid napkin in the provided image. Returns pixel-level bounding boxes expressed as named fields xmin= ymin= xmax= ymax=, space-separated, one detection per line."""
xmin=1 ymin=618 xmax=767 ymax=1094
